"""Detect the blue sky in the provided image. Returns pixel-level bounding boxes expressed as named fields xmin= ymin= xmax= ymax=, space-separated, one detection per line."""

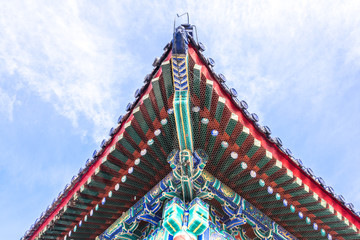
xmin=0 ymin=1 xmax=359 ymax=239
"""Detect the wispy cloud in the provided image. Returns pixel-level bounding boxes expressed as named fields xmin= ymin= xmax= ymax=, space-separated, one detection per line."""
xmin=0 ymin=87 xmax=16 ymax=121
xmin=183 ymin=1 xmax=360 ymax=116
xmin=0 ymin=1 xmax=144 ymax=141
xmin=1 ymin=0 xmax=359 ymax=139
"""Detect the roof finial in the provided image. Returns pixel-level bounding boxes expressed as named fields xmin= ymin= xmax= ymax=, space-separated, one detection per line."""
xmin=173 ymin=13 xmax=199 ymax=44
xmin=174 ymin=12 xmax=190 ymax=31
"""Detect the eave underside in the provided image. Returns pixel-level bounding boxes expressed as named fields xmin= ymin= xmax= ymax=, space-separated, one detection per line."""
xmin=29 ymin=44 xmax=360 ymax=240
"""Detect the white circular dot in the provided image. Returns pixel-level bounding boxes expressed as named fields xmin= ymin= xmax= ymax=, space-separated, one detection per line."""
xmin=283 ymin=199 xmax=288 ymax=207
xmin=221 ymin=141 xmax=228 ymax=148
xmin=128 ymin=167 xmax=134 ymax=174
xmin=134 ymin=196 xmax=137 ymax=200
xmin=147 ymin=139 xmax=154 ymax=145
xmin=121 ymin=175 xmax=127 ymax=182
xmin=135 ymin=158 xmax=140 ymax=165
xmin=241 ymin=162 xmax=247 ymax=169
xmin=90 ymin=210 xmax=93 ymax=216
xmin=201 ymin=118 xmax=209 ymax=124
xmin=313 ymin=223 xmax=318 ymax=230
xmin=250 ymin=170 xmax=257 ymax=178
xmin=167 ymin=108 xmax=174 ymax=114
xmin=161 ymin=119 xmax=168 ymax=125
xmin=101 ymin=197 xmax=106 ymax=205
xmin=141 ymin=149 xmax=147 ymax=156
xmin=115 ymin=183 xmax=120 ymax=191
xmin=154 ymin=129 xmax=161 ymax=136
xmin=267 ymin=186 xmax=273 ymax=194
xmin=192 ymin=106 xmax=200 ymax=112
xmin=211 ymin=130 xmax=219 ymax=136
xmin=231 ymin=152 xmax=238 ymax=159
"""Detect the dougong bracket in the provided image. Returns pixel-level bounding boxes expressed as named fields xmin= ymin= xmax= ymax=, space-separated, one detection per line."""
xmin=167 ymin=149 xmax=208 ymax=202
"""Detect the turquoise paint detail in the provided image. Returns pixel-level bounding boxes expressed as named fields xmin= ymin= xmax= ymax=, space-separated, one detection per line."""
xmin=187 ymin=198 xmax=209 ymax=236
xmin=172 ymin=55 xmax=193 ymax=152
xmin=163 ymin=197 xmax=185 ymax=236
xmin=99 ymin=170 xmax=297 ymax=240
xmin=171 ymin=49 xmax=196 ymax=202
xmin=167 ymin=149 xmax=208 ymax=202
xmin=162 ymin=197 xmax=209 ymax=238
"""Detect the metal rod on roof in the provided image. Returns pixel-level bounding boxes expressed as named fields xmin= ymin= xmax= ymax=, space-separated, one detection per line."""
xmin=174 ymin=12 xmax=190 ymax=32
xmin=177 ymin=12 xmax=189 ymax=24
xmin=192 ymin=24 xmax=199 ymax=44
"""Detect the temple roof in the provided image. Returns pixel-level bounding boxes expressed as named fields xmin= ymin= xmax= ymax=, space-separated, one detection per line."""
xmin=23 ymin=25 xmax=360 ymax=240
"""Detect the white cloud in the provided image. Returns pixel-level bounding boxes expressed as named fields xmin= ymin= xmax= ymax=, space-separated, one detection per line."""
xmin=180 ymin=1 xmax=360 ymax=116
xmin=0 ymin=88 xmax=16 ymax=121
xmin=0 ymin=1 xmax=144 ymax=141
xmin=1 ymin=0 xmax=359 ymax=138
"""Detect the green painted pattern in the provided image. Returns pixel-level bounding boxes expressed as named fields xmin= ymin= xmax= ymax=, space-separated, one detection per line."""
xmin=191 ymin=108 xmax=200 ymax=147
xmin=161 ymin=61 xmax=174 ymax=100
xmin=199 ymin=118 xmax=209 ymax=148
xmin=87 ymin=177 xmax=107 ymax=189
xmin=101 ymin=157 xmax=122 ymax=172
xmin=256 ymin=150 xmax=272 ymax=169
xmin=154 ymin=128 xmax=171 ymax=154
xmin=225 ymin=113 xmax=239 ymax=136
xmin=95 ymin=168 xmax=113 ymax=181
xmin=108 ymin=144 xmax=130 ymax=164
xmin=140 ymin=151 xmax=162 ymax=170
xmin=212 ymin=144 xmax=228 ymax=168
xmin=228 ymin=162 xmax=247 ymax=179
xmin=264 ymin=160 xmax=283 ymax=177
xmin=160 ymin=116 xmax=174 ymax=152
xmin=204 ymin=80 xmax=213 ymax=111
xmin=249 ymin=186 xmax=273 ymax=198
xmin=142 ymin=96 xmax=157 ymax=122
xmin=80 ymin=186 xmax=99 ymax=197
xmin=235 ymin=126 xmax=250 ymax=147
xmin=147 ymin=140 xmax=166 ymax=163
xmin=173 ymin=90 xmax=193 ymax=151
xmin=132 ymin=107 xmax=150 ymax=135
xmin=297 ymin=191 xmax=318 ymax=205
xmin=205 ymin=131 xmax=217 ymax=154
xmin=214 ymin=97 xmax=226 ymax=123
xmin=131 ymin=169 xmax=151 ymax=183
xmin=282 ymin=177 xmax=302 ymax=193
xmin=246 ymin=139 xmax=261 ymax=159
xmin=151 ymin=77 xmax=165 ymax=112
xmin=192 ymin=64 xmax=202 ymax=98
xmin=134 ymin=158 xmax=157 ymax=177
xmin=123 ymin=124 xmax=143 ymax=146
xmin=233 ymin=171 xmax=256 ymax=186
xmin=242 ymin=179 xmax=266 ymax=192
xmin=274 ymin=169 xmax=293 ymax=185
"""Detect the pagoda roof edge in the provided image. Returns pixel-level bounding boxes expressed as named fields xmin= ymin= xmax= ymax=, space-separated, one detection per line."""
xmin=23 ymin=41 xmax=174 ymax=240
xmin=186 ymin=42 xmax=360 ymax=229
